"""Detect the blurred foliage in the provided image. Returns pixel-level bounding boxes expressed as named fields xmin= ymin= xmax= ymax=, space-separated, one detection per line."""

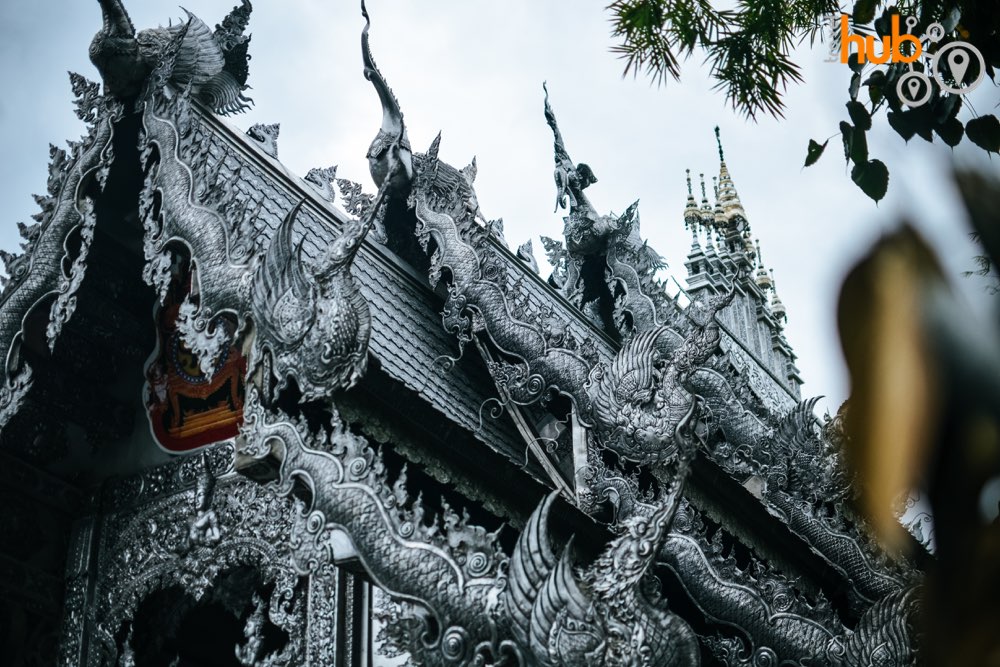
xmin=608 ymin=0 xmax=840 ymax=117
xmin=607 ymin=0 xmax=1000 ymax=202
xmin=837 ymin=169 xmax=1000 ymax=665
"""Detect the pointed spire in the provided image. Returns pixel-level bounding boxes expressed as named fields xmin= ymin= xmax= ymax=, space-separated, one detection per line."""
xmin=770 ymin=270 xmax=787 ymax=323
xmin=714 ymin=127 xmax=745 ymax=226
xmin=690 ymin=226 xmax=702 ymax=251
xmin=705 ymin=229 xmax=717 ymax=256
xmin=684 ymin=168 xmax=701 ymax=228
xmin=754 ymin=238 xmax=773 ymax=290
xmin=709 ymin=175 xmax=725 ymax=230
xmin=743 ymin=231 xmax=756 ymax=260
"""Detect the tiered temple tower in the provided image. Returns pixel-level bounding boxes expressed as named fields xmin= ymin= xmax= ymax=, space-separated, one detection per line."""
xmin=682 ymin=129 xmax=802 ymax=401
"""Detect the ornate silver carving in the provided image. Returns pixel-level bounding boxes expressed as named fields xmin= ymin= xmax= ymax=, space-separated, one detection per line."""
xmin=139 ymin=84 xmax=377 ymax=398
xmin=238 ymin=388 xmax=508 ymax=666
xmin=89 ymin=0 xmax=253 ymax=114
xmin=305 ymin=165 xmax=338 ymax=202
xmin=0 ymin=73 xmax=119 ymax=433
xmin=251 ymin=197 xmax=378 ymax=401
xmin=140 ymin=87 xmax=254 ymax=374
xmin=504 ymin=492 xmax=700 ymax=666
xmin=361 ymin=0 xmax=413 ymax=195
xmin=79 ymin=444 xmax=313 ymax=666
xmin=544 ymin=83 xmax=611 ymax=256
xmin=46 ymin=195 xmax=98 ymax=351
xmin=247 ymin=122 xmax=280 ymax=159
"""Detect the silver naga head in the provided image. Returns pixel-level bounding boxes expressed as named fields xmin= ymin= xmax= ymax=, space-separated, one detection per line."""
xmin=250 ymin=201 xmax=372 ymax=403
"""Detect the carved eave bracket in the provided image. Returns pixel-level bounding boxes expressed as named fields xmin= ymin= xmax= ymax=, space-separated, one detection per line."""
xmin=0 ymin=74 xmax=121 ymax=434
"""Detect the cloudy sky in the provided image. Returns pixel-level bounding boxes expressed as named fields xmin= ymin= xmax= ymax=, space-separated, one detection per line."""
xmin=0 ymin=0 xmax=996 ymax=416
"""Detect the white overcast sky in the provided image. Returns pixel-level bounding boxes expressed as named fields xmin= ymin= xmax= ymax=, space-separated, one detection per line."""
xmin=0 ymin=1 xmax=997 ymax=416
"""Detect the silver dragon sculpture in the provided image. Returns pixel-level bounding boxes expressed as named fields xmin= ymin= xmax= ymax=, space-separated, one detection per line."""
xmin=238 ymin=383 xmax=703 ymax=666
xmin=90 ymin=0 xmax=252 ymax=114
xmin=504 ymin=490 xmax=701 ymax=666
xmin=138 ymin=76 xmax=393 ymax=403
xmin=250 ymin=196 xmax=379 ymax=402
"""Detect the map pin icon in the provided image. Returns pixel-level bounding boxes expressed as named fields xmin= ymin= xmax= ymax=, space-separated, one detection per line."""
xmin=907 ymin=78 xmax=921 ymax=99
xmin=949 ymin=49 xmax=970 ymax=85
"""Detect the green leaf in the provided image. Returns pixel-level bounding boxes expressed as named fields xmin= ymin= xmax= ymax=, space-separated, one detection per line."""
xmin=874 ymin=7 xmax=901 ymax=38
xmin=853 ymin=0 xmax=877 ymax=25
xmin=868 ymin=84 xmax=884 ymax=106
xmin=840 ymin=121 xmax=869 ymax=164
xmin=851 ymin=159 xmax=889 ymax=202
xmin=804 ymin=139 xmax=829 ymax=167
xmin=966 ymin=115 xmax=1000 ymax=154
xmin=934 ymin=118 xmax=964 ymax=147
xmin=933 ymin=93 xmax=961 ymax=124
xmin=847 ymin=101 xmax=872 ymax=131
xmin=851 ymin=126 xmax=869 ymax=164
xmin=864 ymin=70 xmax=886 ymax=105
xmin=915 ymin=121 xmax=934 ymax=143
xmin=863 ymin=71 xmax=887 ymax=87
xmin=888 ymin=110 xmax=917 ymax=141
xmin=840 ymin=121 xmax=854 ymax=162
xmin=848 ymin=52 xmax=864 ymax=74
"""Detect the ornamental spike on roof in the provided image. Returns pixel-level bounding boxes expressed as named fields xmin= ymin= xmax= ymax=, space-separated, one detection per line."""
xmin=683 ymin=168 xmax=701 ymax=228
xmin=715 ymin=127 xmax=747 ymax=230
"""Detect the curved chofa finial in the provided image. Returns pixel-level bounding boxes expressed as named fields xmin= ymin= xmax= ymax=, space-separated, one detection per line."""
xmin=544 ymin=82 xmax=598 ymax=216
xmin=251 ymin=197 xmax=379 ymax=403
xmin=361 ymin=0 xmax=413 ymax=194
xmin=544 ymin=82 xmax=622 ymax=257
xmin=90 ymin=0 xmax=253 ymax=114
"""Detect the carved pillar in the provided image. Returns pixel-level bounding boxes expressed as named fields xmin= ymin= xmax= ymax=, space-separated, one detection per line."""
xmin=337 ymin=571 xmax=374 ymax=667
xmin=58 ymin=517 xmax=98 ymax=667
xmin=305 ymin=565 xmax=374 ymax=666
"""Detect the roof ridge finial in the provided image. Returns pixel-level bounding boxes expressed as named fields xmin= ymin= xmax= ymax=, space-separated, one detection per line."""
xmin=362 ymin=0 xmax=413 ymax=193
xmin=715 ymin=125 xmax=725 ymax=163
xmin=686 ymin=168 xmax=693 ymax=196
xmin=699 ymin=173 xmax=707 ymax=202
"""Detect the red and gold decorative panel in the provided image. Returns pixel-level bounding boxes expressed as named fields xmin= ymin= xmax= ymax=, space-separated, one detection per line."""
xmin=145 ymin=265 xmax=245 ymax=453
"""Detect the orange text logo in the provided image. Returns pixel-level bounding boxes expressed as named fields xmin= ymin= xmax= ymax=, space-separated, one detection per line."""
xmin=840 ymin=14 xmax=921 ymax=64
